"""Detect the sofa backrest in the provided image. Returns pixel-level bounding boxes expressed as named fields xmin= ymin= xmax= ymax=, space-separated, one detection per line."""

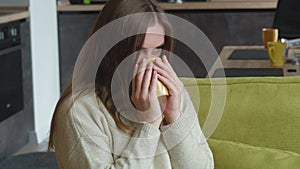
xmin=182 ymin=76 xmax=300 ymax=154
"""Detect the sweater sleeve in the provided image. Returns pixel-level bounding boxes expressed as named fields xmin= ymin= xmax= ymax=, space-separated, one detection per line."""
xmin=160 ymin=90 xmax=214 ymax=169
xmin=55 ymin=94 xmax=161 ymax=169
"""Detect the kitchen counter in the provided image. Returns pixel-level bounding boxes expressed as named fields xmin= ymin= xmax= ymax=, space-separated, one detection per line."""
xmin=57 ymin=1 xmax=278 ymax=12
xmin=0 ymin=11 xmax=29 ymax=24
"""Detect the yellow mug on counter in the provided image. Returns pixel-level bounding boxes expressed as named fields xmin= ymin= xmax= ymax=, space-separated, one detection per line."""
xmin=147 ymin=58 xmax=169 ymax=97
xmin=267 ymin=41 xmax=286 ymax=67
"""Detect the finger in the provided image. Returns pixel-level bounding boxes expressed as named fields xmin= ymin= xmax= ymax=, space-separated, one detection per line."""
xmin=154 ymin=57 xmax=178 ymax=82
xmin=162 ymin=55 xmax=172 ymax=69
xmin=132 ymin=63 xmax=138 ymax=94
xmin=154 ymin=57 xmax=171 ymax=73
xmin=135 ymin=58 xmax=147 ymax=96
xmin=158 ymin=74 xmax=179 ymax=96
xmin=161 ymin=55 xmax=183 ymax=87
xmin=154 ymin=66 xmax=178 ymax=86
xmin=154 ymin=58 xmax=182 ymax=87
xmin=141 ymin=62 xmax=153 ymax=98
xmin=149 ymin=70 xmax=158 ymax=94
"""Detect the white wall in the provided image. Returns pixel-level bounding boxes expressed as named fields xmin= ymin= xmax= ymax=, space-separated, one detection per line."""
xmin=29 ymin=0 xmax=60 ymax=143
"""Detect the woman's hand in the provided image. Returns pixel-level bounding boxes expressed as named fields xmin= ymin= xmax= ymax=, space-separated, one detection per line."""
xmin=131 ymin=58 xmax=163 ymax=128
xmin=153 ymin=55 xmax=183 ymax=124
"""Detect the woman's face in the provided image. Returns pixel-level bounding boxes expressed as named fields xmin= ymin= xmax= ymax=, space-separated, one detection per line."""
xmin=136 ymin=23 xmax=165 ymax=63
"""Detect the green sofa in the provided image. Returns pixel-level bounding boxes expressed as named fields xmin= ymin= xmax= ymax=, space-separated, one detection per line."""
xmin=182 ymin=76 xmax=300 ymax=169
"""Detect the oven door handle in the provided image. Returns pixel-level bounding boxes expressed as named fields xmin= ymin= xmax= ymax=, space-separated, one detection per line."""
xmin=0 ymin=45 xmax=23 ymax=56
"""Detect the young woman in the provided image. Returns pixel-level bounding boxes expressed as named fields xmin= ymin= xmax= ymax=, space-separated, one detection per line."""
xmin=48 ymin=0 xmax=214 ymax=168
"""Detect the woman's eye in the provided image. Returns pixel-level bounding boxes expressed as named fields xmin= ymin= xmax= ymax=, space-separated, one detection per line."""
xmin=151 ymin=48 xmax=162 ymax=56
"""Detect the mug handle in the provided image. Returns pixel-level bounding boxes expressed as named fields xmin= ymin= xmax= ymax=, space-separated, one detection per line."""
xmin=268 ymin=45 xmax=276 ymax=63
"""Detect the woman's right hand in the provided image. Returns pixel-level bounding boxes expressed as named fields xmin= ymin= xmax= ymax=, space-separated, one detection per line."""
xmin=131 ymin=58 xmax=163 ymax=128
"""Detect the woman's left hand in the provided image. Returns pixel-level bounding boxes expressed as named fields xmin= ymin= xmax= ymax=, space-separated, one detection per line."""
xmin=153 ymin=55 xmax=183 ymax=124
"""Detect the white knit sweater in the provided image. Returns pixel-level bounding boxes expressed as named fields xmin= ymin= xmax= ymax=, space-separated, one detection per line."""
xmin=53 ymin=90 xmax=214 ymax=169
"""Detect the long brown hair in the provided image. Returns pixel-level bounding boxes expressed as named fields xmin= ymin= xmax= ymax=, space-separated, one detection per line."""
xmin=48 ymin=0 xmax=173 ymax=151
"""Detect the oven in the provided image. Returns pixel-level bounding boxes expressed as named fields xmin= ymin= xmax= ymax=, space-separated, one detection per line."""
xmin=0 ymin=20 xmax=24 ymax=122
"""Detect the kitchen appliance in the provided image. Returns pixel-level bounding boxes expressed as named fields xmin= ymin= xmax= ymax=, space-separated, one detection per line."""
xmin=0 ymin=20 xmax=24 ymax=122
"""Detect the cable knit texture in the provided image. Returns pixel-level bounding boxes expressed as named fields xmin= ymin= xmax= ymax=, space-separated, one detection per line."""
xmin=53 ymin=90 xmax=214 ymax=169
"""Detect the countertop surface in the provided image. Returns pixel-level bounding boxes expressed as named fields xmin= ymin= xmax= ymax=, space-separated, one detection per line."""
xmin=57 ymin=1 xmax=278 ymax=12
xmin=0 ymin=10 xmax=29 ymax=24
xmin=0 ymin=1 xmax=277 ymax=23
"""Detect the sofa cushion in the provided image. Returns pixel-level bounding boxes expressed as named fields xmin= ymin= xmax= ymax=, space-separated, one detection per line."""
xmin=182 ymin=76 xmax=300 ymax=154
xmin=208 ymin=138 xmax=300 ymax=169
